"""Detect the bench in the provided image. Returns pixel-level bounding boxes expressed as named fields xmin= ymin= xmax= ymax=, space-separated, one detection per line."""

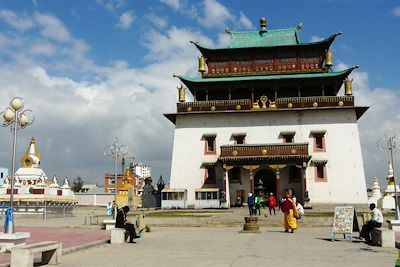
xmin=371 ymin=228 xmax=395 ymax=248
xmin=103 ymin=219 xmax=116 ymax=230
xmin=11 ymin=241 xmax=62 ymax=267
xmin=111 ymin=228 xmax=128 ymax=244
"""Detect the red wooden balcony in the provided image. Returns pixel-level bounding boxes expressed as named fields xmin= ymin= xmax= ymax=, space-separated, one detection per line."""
xmin=220 ymin=143 xmax=309 ymax=158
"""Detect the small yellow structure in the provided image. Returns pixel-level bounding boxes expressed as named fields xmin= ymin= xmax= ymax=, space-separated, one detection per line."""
xmin=116 ymin=168 xmax=143 ymax=208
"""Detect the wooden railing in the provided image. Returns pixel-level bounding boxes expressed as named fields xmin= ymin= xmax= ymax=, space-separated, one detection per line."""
xmin=177 ymin=96 xmax=354 ymax=113
xmin=276 ymin=96 xmax=354 ymax=108
xmin=177 ymin=99 xmax=252 ymax=112
xmin=220 ymin=143 xmax=309 ymax=158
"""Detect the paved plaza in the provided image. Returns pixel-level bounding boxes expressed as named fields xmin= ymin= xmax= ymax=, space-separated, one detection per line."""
xmin=60 ymin=227 xmax=396 ymax=267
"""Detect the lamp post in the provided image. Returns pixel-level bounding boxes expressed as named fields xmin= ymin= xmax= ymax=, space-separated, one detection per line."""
xmin=0 ymin=97 xmax=35 ymax=234
xmin=378 ymin=128 xmax=400 ymax=220
xmin=104 ymin=137 xmax=128 ymax=219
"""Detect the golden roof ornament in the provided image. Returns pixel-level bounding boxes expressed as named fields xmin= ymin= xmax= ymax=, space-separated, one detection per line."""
xmin=325 ymin=50 xmax=333 ymax=68
xmin=198 ymin=55 xmax=206 ymax=73
xmin=21 ymin=137 xmax=41 ymax=168
xmin=344 ymin=77 xmax=353 ymax=96
xmin=178 ymin=85 xmax=186 ymax=102
xmin=260 ymin=17 xmax=267 ymax=32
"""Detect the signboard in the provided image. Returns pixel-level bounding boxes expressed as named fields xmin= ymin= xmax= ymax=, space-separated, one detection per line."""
xmin=331 ymin=206 xmax=359 ymax=241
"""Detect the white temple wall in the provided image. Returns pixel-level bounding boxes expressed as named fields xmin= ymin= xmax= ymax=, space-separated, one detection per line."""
xmin=169 ymin=109 xmax=368 ymax=206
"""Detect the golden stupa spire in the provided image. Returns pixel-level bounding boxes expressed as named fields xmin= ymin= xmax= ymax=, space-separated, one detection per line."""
xmin=21 ymin=137 xmax=42 ymax=168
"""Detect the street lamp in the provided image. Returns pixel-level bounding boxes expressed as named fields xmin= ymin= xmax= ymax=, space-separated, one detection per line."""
xmin=0 ymin=97 xmax=35 ymax=234
xmin=377 ymin=128 xmax=400 ymax=220
xmin=104 ymin=137 xmax=128 ymax=219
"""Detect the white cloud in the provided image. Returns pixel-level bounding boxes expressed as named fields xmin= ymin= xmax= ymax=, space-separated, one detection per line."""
xmin=147 ymin=13 xmax=168 ymax=29
xmin=160 ymin=0 xmax=181 ymax=11
xmin=392 ymin=6 xmax=400 ymax=16
xmin=310 ymin=36 xmax=323 ymax=42
xmin=0 ymin=11 xmax=220 ymax=183
xmin=239 ymin=11 xmax=253 ymax=29
xmin=96 ymin=0 xmax=126 ymax=13
xmin=34 ymin=13 xmax=71 ymax=42
xmin=116 ymin=10 xmax=135 ymax=29
xmin=198 ymin=0 xmax=233 ymax=29
xmin=0 ymin=9 xmax=34 ymax=31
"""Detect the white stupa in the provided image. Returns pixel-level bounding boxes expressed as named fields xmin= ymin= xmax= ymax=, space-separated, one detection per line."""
xmin=368 ymin=176 xmax=382 ymax=205
xmin=379 ymin=161 xmax=399 ymax=210
xmin=14 ymin=137 xmax=48 ymax=186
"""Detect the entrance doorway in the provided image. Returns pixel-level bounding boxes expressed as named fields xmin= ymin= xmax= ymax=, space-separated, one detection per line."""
xmin=254 ymin=168 xmax=276 ymax=200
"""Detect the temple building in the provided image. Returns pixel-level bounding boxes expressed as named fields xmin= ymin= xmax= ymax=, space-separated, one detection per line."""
xmin=164 ymin=18 xmax=368 ymax=207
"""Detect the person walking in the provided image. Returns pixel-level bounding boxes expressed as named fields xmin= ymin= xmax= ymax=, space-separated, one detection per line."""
xmin=268 ymin=193 xmax=276 ymax=215
xmin=247 ymin=193 xmax=255 ymax=216
xmin=254 ymin=194 xmax=262 ymax=216
xmin=281 ymin=189 xmax=299 ymax=233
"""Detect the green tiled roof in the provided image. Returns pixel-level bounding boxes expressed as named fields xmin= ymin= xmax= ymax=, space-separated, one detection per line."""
xmin=229 ymin=28 xmax=299 ymax=48
xmin=178 ymin=67 xmax=357 ymax=84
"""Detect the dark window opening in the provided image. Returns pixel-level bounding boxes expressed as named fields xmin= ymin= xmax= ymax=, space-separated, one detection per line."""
xmin=234 ymin=136 xmax=245 ymax=144
xmin=284 ymin=136 xmax=294 ymax=143
xmin=315 ymin=136 xmax=324 ymax=149
xmin=316 ymin=166 xmax=325 ymax=179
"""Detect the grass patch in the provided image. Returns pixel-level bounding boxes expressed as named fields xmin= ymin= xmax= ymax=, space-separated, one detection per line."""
xmin=145 ymin=211 xmax=213 ymax=217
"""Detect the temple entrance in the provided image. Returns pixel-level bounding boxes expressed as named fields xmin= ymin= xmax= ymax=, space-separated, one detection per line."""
xmin=254 ymin=169 xmax=276 ymax=205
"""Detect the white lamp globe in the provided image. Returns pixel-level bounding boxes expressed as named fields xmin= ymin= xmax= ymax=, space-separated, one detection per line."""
xmin=3 ymin=108 xmax=15 ymax=122
xmin=19 ymin=114 xmax=29 ymax=126
xmin=10 ymin=97 xmax=24 ymax=111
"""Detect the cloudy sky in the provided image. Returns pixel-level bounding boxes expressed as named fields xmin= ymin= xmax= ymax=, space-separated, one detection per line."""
xmin=0 ymin=0 xmax=399 ymax=188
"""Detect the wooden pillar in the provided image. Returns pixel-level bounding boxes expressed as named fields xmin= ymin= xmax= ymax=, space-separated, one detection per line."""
xmin=251 ymin=88 xmax=254 ymax=103
xmin=249 ymin=169 xmax=254 ymax=194
xmin=206 ymin=89 xmax=209 ymax=101
xmin=276 ymin=170 xmax=280 ymax=197
xmin=274 ymin=87 xmax=278 ymax=101
xmin=322 ymin=84 xmax=325 ymax=96
xmin=297 ymin=86 xmax=301 ymax=97
xmin=228 ymin=89 xmax=231 ymax=101
xmin=223 ymin=165 xmax=233 ymax=208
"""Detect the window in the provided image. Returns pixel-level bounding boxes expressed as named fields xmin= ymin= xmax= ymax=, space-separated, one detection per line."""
xmin=313 ymin=161 xmax=327 ymax=182
xmin=284 ymin=136 xmax=294 ymax=143
xmin=204 ymin=136 xmax=216 ymax=155
xmin=108 ymin=188 xmax=115 ymax=193
xmin=0 ymin=173 xmax=3 ymax=179
xmin=109 ymin=178 xmax=115 ymax=185
xmin=315 ymin=136 xmax=324 ymax=150
xmin=311 ymin=130 xmax=326 ymax=152
xmin=234 ymin=136 xmax=245 ymax=144
xmin=316 ymin=166 xmax=324 ymax=179
xmin=280 ymin=131 xmax=295 ymax=143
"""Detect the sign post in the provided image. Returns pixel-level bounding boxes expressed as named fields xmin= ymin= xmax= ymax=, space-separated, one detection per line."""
xmin=332 ymin=206 xmax=359 ymax=241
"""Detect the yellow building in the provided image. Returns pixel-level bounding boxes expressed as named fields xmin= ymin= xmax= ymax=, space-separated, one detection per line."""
xmin=116 ymin=168 xmax=143 ymax=208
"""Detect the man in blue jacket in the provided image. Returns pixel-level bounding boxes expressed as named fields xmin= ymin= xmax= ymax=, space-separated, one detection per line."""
xmin=247 ymin=193 xmax=255 ymax=216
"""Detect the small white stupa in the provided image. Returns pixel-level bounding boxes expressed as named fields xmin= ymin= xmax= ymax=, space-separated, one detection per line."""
xmin=14 ymin=137 xmax=48 ymax=186
xmin=380 ymin=161 xmax=399 ymax=210
xmin=61 ymin=177 xmax=73 ymax=196
xmin=368 ymin=176 xmax=382 ymax=205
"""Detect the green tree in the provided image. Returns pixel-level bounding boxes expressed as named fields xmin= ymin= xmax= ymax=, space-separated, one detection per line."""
xmin=72 ymin=176 xmax=84 ymax=192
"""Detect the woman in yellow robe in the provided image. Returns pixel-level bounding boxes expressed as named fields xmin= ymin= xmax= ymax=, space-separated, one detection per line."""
xmin=281 ymin=189 xmax=299 ymax=233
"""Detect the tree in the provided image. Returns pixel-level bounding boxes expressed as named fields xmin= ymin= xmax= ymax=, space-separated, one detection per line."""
xmin=71 ymin=176 xmax=84 ymax=192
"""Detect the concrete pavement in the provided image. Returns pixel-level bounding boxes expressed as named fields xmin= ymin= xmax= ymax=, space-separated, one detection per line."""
xmin=60 ymin=227 xmax=397 ymax=267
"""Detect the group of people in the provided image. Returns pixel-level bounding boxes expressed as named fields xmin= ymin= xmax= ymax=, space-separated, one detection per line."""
xmin=247 ymin=189 xmax=304 ymax=233
xmin=247 ymin=192 xmax=278 ymax=216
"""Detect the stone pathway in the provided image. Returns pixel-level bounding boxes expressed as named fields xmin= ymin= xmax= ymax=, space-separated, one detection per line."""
xmin=0 ymin=227 xmax=109 ymax=267
xmin=60 ymin=227 xmax=397 ymax=267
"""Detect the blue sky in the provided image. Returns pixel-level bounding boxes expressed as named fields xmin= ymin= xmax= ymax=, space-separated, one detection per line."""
xmin=0 ymin=0 xmax=399 ymax=188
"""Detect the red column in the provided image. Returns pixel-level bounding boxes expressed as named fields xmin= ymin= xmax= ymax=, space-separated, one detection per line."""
xmin=249 ymin=169 xmax=254 ymax=193
xmin=276 ymin=170 xmax=280 ymax=197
